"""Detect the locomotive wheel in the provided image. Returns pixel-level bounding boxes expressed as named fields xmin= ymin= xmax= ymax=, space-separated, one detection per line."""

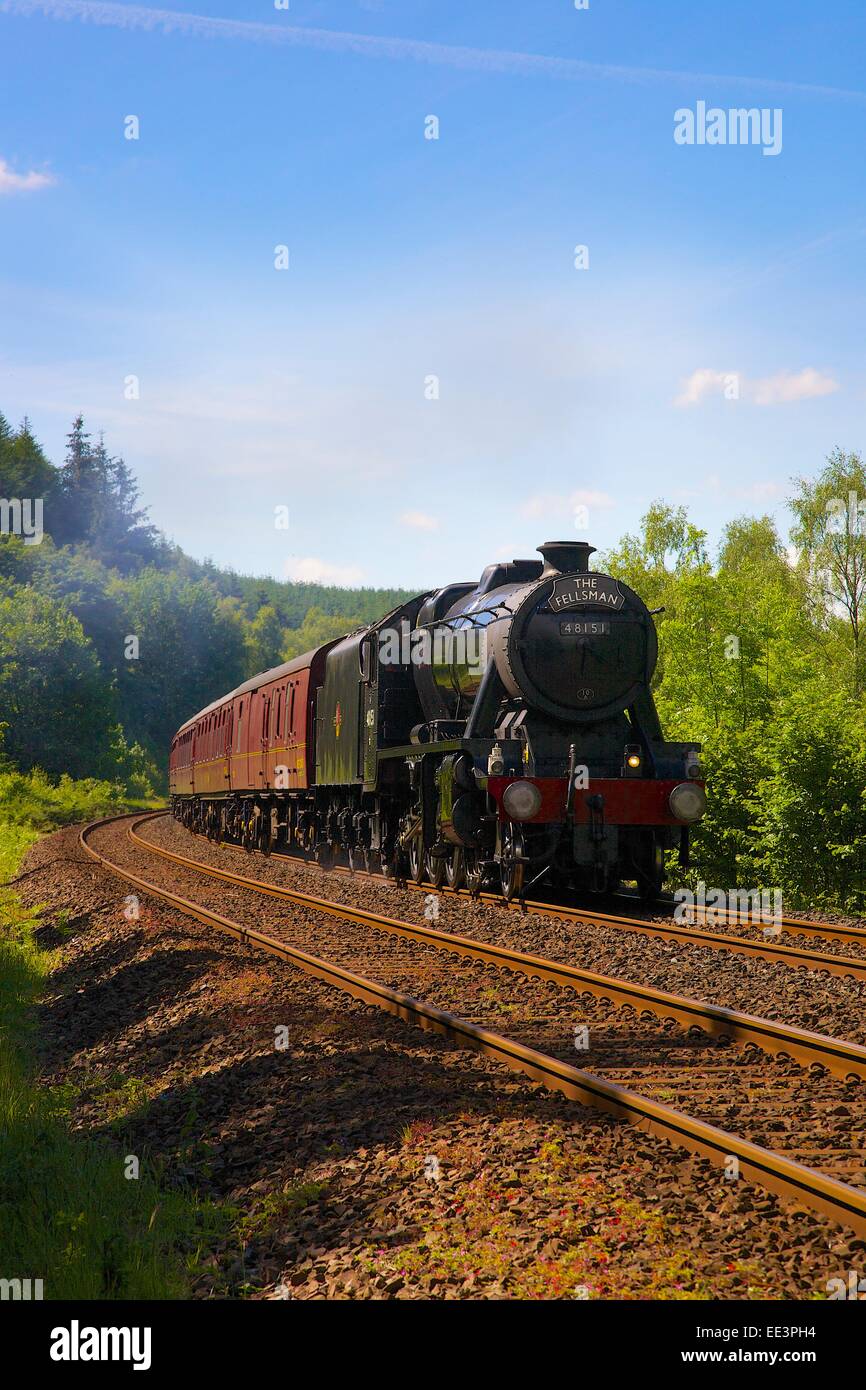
xmin=242 ymin=807 xmax=256 ymax=852
xmin=500 ymin=823 xmax=526 ymax=903
xmin=388 ymin=846 xmax=409 ymax=885
xmin=425 ymin=850 xmax=445 ymax=890
xmin=408 ymin=835 xmax=426 ymax=885
xmin=315 ymin=840 xmax=333 ymax=869
xmin=258 ymin=809 xmax=274 ymax=857
xmin=444 ymin=847 xmax=465 ymax=890
xmin=464 ymin=848 xmax=484 ymax=896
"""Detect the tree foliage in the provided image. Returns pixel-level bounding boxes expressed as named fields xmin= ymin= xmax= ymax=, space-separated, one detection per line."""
xmin=604 ymin=482 xmax=866 ymax=910
xmin=0 ymin=583 xmax=116 ymax=779
xmin=0 ymin=410 xmax=863 ymax=908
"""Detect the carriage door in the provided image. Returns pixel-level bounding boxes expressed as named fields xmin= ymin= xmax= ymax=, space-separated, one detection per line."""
xmin=260 ymin=694 xmax=271 ymax=788
xmin=224 ymin=707 xmax=233 ymax=789
xmin=360 ymin=634 xmax=378 ymax=786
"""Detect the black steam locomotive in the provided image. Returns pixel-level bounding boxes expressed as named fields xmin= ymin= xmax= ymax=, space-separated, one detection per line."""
xmin=170 ymin=539 xmax=705 ymax=902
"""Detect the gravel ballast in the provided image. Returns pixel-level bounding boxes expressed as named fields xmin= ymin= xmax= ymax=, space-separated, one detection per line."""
xmin=10 ymin=819 xmax=866 ymax=1300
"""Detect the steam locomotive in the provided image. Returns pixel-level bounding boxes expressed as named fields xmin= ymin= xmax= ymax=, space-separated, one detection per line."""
xmin=169 ymin=540 xmax=705 ymax=901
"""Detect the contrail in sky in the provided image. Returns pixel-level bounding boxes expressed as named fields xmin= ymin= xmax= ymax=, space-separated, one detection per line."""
xmin=2 ymin=0 xmax=865 ymax=103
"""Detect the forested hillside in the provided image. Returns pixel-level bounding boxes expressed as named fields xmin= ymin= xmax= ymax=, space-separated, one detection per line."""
xmin=1 ymin=411 xmax=864 ymax=909
xmin=0 ymin=411 xmax=411 ymax=794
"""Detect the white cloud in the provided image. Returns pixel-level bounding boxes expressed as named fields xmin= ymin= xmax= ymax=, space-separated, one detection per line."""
xmin=673 ymin=475 xmax=785 ymax=505
xmin=674 ymin=369 xmax=735 ymax=408
xmin=400 ymin=510 xmax=438 ymax=531
xmin=571 ymin=489 xmax=617 ymax=508
xmin=284 ymin=556 xmax=365 ymax=586
xmin=675 ymin=366 xmax=839 ymax=407
xmin=0 ymin=159 xmax=55 ymax=194
xmin=751 ymin=367 xmax=840 ymax=405
xmin=521 ymin=489 xmax=616 ymax=519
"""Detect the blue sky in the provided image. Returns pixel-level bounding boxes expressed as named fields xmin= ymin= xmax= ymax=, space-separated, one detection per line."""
xmin=1 ymin=0 xmax=865 ymax=588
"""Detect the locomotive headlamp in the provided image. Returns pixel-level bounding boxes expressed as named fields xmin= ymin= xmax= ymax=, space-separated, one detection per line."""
xmin=669 ymin=782 xmax=707 ymax=824
xmin=624 ymin=743 xmax=643 ymax=776
xmin=502 ymin=780 xmax=543 ymax=821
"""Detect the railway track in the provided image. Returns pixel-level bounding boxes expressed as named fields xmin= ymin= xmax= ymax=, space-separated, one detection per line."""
xmin=176 ymin=810 xmax=866 ymax=980
xmin=129 ymin=813 xmax=866 ymax=1081
xmin=80 ymin=811 xmax=866 ymax=1237
xmin=391 ymin=881 xmax=866 ymax=979
xmin=386 ymin=881 xmax=866 ymax=978
xmin=672 ymin=901 xmax=866 ymax=944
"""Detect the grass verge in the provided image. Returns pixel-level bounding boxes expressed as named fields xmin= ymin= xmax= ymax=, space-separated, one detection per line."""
xmin=0 ymin=817 xmax=231 ymax=1299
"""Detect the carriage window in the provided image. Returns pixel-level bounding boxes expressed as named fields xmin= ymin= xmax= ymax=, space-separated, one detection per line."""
xmin=236 ymin=702 xmax=244 ymax=751
xmin=359 ymin=636 xmax=374 ymax=682
xmin=289 ymin=683 xmax=296 ymax=735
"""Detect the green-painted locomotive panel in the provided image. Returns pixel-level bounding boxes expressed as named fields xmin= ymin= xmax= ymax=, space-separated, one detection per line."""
xmin=316 ymin=634 xmax=365 ymax=785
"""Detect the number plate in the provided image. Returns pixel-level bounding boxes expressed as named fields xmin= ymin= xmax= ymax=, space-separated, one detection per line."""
xmin=560 ymin=620 xmax=610 ymax=636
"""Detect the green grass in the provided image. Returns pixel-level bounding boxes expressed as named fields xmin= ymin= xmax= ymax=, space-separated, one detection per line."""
xmin=0 ymin=820 xmax=39 ymax=881
xmin=0 ymin=766 xmax=162 ymax=832
xmin=239 ymin=1181 xmax=327 ymax=1242
xmin=0 ymin=818 xmax=231 ymax=1299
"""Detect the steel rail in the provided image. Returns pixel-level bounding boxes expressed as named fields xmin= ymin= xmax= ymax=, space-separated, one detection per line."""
xmin=679 ymin=903 xmax=866 ymax=946
xmin=334 ymin=857 xmax=866 ymax=960
xmin=128 ymin=813 xmax=866 ymax=1080
xmin=80 ymin=815 xmax=866 ymax=1237
xmin=166 ymin=811 xmax=866 ymax=979
xmin=343 ymin=867 xmax=866 ymax=956
xmin=170 ymin=810 xmax=866 ymax=962
xmin=373 ymin=872 xmax=866 ymax=979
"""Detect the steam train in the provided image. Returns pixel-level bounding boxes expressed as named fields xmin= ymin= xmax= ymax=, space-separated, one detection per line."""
xmin=169 ymin=540 xmax=706 ymax=901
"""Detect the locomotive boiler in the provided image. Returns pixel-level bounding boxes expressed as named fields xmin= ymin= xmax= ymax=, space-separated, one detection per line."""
xmin=169 ymin=540 xmax=705 ymax=902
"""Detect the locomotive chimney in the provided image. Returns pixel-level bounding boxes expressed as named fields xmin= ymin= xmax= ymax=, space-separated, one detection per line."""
xmin=537 ymin=540 xmax=596 ymax=577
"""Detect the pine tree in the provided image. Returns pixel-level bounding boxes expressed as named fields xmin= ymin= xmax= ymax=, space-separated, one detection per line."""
xmin=0 ymin=414 xmax=59 ymax=522
xmin=56 ymin=413 xmax=100 ymax=543
xmin=90 ymin=434 xmax=159 ymax=568
xmin=53 ymin=415 xmax=159 ymax=566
